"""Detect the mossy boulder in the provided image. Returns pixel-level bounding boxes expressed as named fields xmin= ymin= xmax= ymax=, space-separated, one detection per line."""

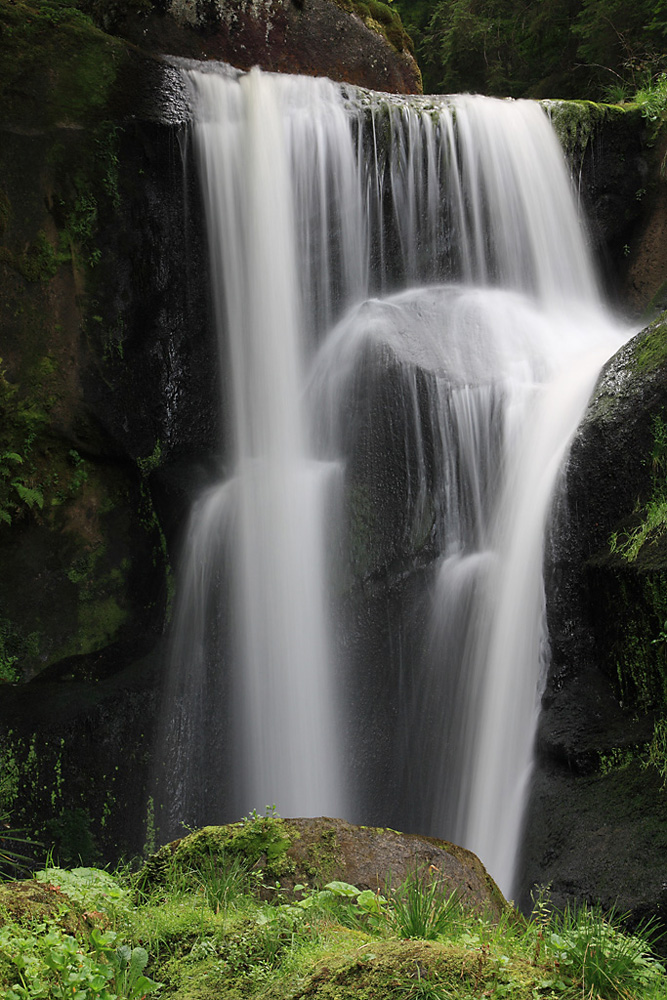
xmin=0 ymin=879 xmax=105 ymax=936
xmin=144 ymin=816 xmax=508 ymax=919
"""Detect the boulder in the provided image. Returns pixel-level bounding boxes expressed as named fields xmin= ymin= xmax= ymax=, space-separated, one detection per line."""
xmin=94 ymin=0 xmax=422 ymax=94
xmin=519 ymin=312 xmax=667 ymax=925
xmin=145 ymin=816 xmax=508 ymax=918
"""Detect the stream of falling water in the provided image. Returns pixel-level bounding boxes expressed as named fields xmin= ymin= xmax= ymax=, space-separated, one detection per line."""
xmin=158 ymin=66 xmax=631 ymax=896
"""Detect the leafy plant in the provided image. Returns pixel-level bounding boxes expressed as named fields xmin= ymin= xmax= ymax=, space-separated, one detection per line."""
xmin=34 ymin=866 xmax=133 ymax=922
xmin=91 ymin=929 xmax=162 ymax=1000
xmin=646 ymin=714 xmax=667 ymax=785
xmin=547 ymin=902 xmax=665 ymax=999
xmin=0 ymin=924 xmax=162 ymax=1000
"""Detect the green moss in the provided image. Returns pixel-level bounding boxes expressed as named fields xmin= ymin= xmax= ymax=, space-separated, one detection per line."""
xmin=137 ymin=439 xmax=163 ymax=478
xmin=172 ymin=816 xmax=299 ymax=885
xmin=77 ymin=595 xmax=128 ymax=650
xmin=16 ymin=231 xmax=62 ymax=282
xmin=367 ymin=0 xmax=393 ymax=26
xmin=543 ymin=99 xmax=627 ymax=162
xmin=632 ymin=313 xmax=667 ymax=374
xmin=329 ymin=0 xmax=413 ymax=58
xmin=0 ymin=0 xmax=128 ymax=130
xmin=294 ymin=938 xmax=537 ymax=999
xmin=303 ymin=827 xmax=343 ymax=885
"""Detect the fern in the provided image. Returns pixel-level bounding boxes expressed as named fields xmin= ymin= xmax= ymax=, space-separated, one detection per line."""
xmin=12 ymin=482 xmax=44 ymax=510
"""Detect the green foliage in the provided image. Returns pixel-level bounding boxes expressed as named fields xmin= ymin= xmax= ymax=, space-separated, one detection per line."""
xmin=44 ymin=808 xmax=100 ymax=868
xmin=15 ymin=231 xmax=62 ymax=283
xmin=176 ymin=849 xmax=252 ymax=916
xmin=646 ymin=714 xmax=667 ymax=785
xmin=598 ymin=745 xmax=641 ymax=774
xmin=391 ymin=0 xmax=667 ymax=98
xmin=1 ymin=850 xmax=666 ymax=1000
xmin=171 ymin=810 xmax=297 ymax=887
xmin=0 ymin=819 xmax=37 ymax=878
xmin=0 ymin=924 xmax=162 ymax=1000
xmin=609 ymin=414 xmax=667 ymax=563
xmin=386 ymin=867 xmax=462 ymax=940
xmin=547 ymin=903 xmax=665 ymax=998
xmin=136 ymin=440 xmax=163 ymax=478
xmin=35 ymin=866 xmax=132 ymax=920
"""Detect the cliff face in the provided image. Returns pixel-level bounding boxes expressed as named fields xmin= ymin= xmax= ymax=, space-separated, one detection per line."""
xmin=0 ymin=0 xmax=421 ymax=862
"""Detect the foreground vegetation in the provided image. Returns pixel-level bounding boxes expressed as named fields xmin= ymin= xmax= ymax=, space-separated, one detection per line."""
xmin=0 ymin=814 xmax=665 ymax=1000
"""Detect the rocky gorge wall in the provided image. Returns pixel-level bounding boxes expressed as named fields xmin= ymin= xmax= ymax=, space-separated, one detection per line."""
xmin=0 ymin=0 xmax=423 ymax=865
xmin=1 ymin=0 xmax=666 ymax=926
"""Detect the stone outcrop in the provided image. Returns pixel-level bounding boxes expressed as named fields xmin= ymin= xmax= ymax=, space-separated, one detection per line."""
xmin=519 ymin=313 xmax=667 ymax=925
xmin=96 ymin=0 xmax=422 ymax=94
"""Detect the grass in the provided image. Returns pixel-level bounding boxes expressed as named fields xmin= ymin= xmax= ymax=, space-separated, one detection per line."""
xmin=0 ymin=837 xmax=665 ymax=999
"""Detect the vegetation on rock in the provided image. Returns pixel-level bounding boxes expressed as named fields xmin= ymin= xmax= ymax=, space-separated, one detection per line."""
xmin=0 ymin=815 xmax=665 ymax=1000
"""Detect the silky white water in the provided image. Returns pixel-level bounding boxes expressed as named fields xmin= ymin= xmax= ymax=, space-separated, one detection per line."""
xmin=159 ymin=69 xmax=630 ymax=895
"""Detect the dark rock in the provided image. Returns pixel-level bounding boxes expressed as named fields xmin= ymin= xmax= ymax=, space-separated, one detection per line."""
xmin=546 ymin=102 xmax=649 ymax=308
xmin=101 ymin=0 xmax=422 ymax=94
xmin=520 ymin=312 xmax=667 ymax=923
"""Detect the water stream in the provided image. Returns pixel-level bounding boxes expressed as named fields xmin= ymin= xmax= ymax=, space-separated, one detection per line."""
xmin=158 ymin=66 xmax=630 ymax=896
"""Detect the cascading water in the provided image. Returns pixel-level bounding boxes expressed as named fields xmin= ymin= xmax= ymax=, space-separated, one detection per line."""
xmin=157 ymin=66 xmax=630 ymax=896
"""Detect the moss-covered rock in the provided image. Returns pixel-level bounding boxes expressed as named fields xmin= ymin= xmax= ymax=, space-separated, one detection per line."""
xmin=144 ymin=816 xmax=508 ymax=919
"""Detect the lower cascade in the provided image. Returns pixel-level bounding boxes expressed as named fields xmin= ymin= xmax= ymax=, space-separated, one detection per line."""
xmin=156 ymin=63 xmax=631 ymax=897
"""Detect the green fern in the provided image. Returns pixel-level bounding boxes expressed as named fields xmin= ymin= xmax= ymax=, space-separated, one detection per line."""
xmin=11 ymin=482 xmax=44 ymax=510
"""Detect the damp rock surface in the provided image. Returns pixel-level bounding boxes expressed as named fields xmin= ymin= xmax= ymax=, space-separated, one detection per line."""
xmin=522 ymin=310 xmax=667 ymax=923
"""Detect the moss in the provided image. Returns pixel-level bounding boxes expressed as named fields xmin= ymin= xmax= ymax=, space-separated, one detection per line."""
xmin=170 ymin=816 xmax=300 ymax=886
xmin=543 ymin=99 xmax=628 ymax=162
xmin=329 ymin=0 xmax=413 ymax=57
xmin=76 ymin=595 xmax=128 ymax=651
xmin=16 ymin=232 xmax=62 ymax=283
xmin=137 ymin=439 xmax=163 ymax=478
xmin=0 ymin=0 xmax=128 ymax=130
xmin=632 ymin=312 xmax=667 ymax=373
xmin=294 ymin=938 xmax=538 ymax=999
xmin=0 ymin=881 xmax=84 ymax=932
xmin=303 ymin=826 xmax=343 ymax=885
xmin=366 ymin=0 xmax=393 ymax=26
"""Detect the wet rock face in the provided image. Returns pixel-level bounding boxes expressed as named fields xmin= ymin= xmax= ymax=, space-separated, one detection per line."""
xmin=546 ymin=102 xmax=648 ymax=306
xmin=103 ymin=0 xmax=422 ymax=94
xmin=519 ymin=315 xmax=667 ymax=924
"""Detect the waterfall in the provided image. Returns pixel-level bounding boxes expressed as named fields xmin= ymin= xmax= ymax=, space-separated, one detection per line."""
xmin=157 ymin=66 xmax=630 ymax=896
